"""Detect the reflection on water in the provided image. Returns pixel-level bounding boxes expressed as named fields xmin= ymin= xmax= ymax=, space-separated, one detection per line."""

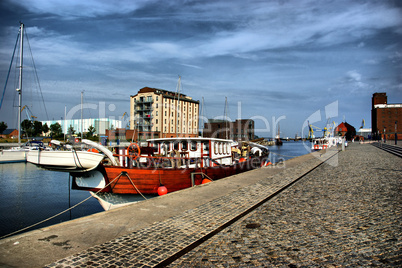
xmin=0 ymin=141 xmax=311 ymax=238
xmin=0 ymin=163 xmax=103 ymax=238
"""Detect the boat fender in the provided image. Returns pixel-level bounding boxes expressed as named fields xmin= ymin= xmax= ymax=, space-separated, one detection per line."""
xmin=158 ymin=185 xmax=168 ymax=196
xmin=87 ymin=148 xmax=99 ymax=153
xmin=239 ymin=157 xmax=246 ymax=163
xmin=202 ymin=178 xmax=212 ymax=184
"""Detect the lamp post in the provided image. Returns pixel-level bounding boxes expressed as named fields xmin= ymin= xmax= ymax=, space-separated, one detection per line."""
xmin=395 ymin=121 xmax=397 ymax=145
xmin=384 ymin=127 xmax=386 ymax=143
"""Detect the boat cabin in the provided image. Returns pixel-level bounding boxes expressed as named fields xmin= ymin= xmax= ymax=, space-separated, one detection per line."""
xmin=114 ymin=137 xmax=239 ymax=169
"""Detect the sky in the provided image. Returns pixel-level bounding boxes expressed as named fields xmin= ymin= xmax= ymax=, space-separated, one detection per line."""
xmin=0 ymin=0 xmax=401 ymax=138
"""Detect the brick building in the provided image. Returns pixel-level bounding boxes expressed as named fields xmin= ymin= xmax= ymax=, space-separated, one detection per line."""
xmin=130 ymin=87 xmax=199 ymax=140
xmin=335 ymin=122 xmax=356 ymax=140
xmin=203 ymin=119 xmax=254 ymax=141
xmin=0 ymin=129 xmax=19 ymax=139
xmin=371 ymin=92 xmax=402 ymax=140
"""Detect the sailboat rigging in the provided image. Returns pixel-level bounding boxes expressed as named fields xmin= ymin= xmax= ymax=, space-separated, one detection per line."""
xmin=0 ymin=22 xmax=48 ymax=163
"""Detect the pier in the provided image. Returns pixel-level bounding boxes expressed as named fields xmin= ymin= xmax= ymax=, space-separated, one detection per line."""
xmin=0 ymin=143 xmax=400 ymax=267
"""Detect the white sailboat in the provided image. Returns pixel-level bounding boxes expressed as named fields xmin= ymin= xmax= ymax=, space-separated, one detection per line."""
xmin=0 ymin=23 xmax=30 ymax=163
xmin=27 ymin=139 xmax=106 ymax=172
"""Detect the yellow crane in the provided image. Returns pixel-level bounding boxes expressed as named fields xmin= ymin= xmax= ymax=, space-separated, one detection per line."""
xmin=121 ymin=112 xmax=127 ymax=121
xmin=21 ymin=105 xmax=37 ymax=122
xmin=308 ymin=120 xmax=322 ymax=139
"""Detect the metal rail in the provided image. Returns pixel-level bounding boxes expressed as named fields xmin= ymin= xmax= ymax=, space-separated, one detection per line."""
xmin=371 ymin=142 xmax=402 ymax=158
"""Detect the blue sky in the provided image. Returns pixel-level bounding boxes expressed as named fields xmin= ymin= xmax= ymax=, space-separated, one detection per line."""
xmin=0 ymin=0 xmax=401 ymax=138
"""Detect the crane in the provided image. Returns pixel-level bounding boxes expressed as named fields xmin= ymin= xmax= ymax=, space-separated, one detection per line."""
xmin=21 ymin=105 xmax=37 ymax=122
xmin=121 ymin=112 xmax=127 ymax=121
xmin=307 ymin=120 xmax=322 ymax=139
xmin=360 ymin=119 xmax=365 ymax=129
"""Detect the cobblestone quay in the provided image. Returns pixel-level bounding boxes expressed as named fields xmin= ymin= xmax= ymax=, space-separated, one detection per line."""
xmin=1 ymin=144 xmax=400 ymax=267
xmin=170 ymin=143 xmax=401 ymax=267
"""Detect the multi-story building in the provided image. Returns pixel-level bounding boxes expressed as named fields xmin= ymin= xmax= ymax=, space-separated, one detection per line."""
xmin=371 ymin=92 xmax=402 ymax=140
xmin=203 ymin=119 xmax=255 ymax=141
xmin=130 ymin=87 xmax=199 ymax=140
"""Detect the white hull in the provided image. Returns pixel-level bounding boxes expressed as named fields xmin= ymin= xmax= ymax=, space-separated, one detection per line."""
xmin=311 ymin=137 xmax=338 ymax=151
xmin=27 ymin=150 xmax=104 ymax=171
xmin=0 ymin=149 xmax=27 ymax=163
xmin=90 ymin=192 xmax=149 ymax=211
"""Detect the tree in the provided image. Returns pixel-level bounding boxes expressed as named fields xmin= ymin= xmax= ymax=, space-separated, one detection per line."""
xmin=68 ymin=125 xmax=75 ymax=135
xmin=86 ymin=125 xmax=96 ymax=138
xmin=50 ymin=122 xmax=63 ymax=138
xmin=21 ymin=119 xmax=33 ymax=137
xmin=42 ymin=123 xmax=49 ymax=135
xmin=0 ymin=122 xmax=7 ymax=134
xmin=33 ymin=121 xmax=43 ymax=136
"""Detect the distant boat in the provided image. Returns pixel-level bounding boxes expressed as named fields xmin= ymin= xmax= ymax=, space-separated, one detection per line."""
xmin=0 ymin=141 xmax=46 ymax=163
xmin=275 ymin=123 xmax=283 ymax=146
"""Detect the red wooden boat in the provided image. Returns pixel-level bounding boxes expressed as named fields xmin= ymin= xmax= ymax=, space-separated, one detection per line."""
xmin=71 ymin=138 xmax=269 ymax=209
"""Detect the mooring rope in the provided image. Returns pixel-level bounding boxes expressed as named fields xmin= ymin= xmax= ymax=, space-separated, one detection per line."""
xmin=123 ymin=172 xmax=148 ymax=201
xmin=0 ymin=173 xmax=124 ymax=240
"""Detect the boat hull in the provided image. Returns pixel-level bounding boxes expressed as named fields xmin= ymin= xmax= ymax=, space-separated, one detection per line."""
xmin=0 ymin=150 xmax=27 ymax=163
xmin=72 ymin=157 xmax=265 ymax=195
xmin=27 ymin=150 xmax=105 ymax=171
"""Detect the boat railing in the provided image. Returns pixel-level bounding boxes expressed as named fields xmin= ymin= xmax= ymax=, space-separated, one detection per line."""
xmin=110 ymin=152 xmax=234 ymax=169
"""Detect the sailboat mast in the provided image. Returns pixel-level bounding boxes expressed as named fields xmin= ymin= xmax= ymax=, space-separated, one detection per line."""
xmin=81 ymin=91 xmax=83 ymax=140
xmin=224 ymin=97 xmax=228 ymax=139
xmin=17 ymin=22 xmax=24 ymax=145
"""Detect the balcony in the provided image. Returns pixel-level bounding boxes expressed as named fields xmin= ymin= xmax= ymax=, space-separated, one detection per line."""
xmin=135 ymin=99 xmax=153 ymax=104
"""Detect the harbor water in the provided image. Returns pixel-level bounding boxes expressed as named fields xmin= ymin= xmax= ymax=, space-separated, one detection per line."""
xmin=0 ymin=141 xmax=311 ymax=238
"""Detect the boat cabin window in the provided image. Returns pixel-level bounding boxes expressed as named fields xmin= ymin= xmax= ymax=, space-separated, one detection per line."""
xmin=203 ymin=141 xmax=209 ymax=151
xmin=173 ymin=141 xmax=179 ymax=151
xmin=190 ymin=141 xmax=197 ymax=151
xmin=214 ymin=142 xmax=218 ymax=155
xmin=181 ymin=141 xmax=188 ymax=151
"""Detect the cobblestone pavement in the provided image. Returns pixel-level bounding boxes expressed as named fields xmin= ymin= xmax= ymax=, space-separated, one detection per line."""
xmin=170 ymin=144 xmax=402 ymax=267
xmin=46 ymin=148 xmax=337 ymax=267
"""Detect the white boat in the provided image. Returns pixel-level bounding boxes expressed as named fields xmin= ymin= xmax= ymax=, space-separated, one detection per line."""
xmin=311 ymin=137 xmax=338 ymax=151
xmin=27 ymin=140 xmax=106 ymax=172
xmin=0 ymin=141 xmax=47 ymax=163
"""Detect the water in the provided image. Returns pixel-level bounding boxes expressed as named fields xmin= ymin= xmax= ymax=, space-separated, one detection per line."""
xmin=0 ymin=163 xmax=103 ymax=238
xmin=0 ymin=141 xmax=311 ymax=238
xmin=268 ymin=140 xmax=312 ymax=162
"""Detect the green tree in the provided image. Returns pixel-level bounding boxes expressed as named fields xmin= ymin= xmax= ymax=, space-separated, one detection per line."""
xmin=68 ymin=125 xmax=75 ymax=135
xmin=86 ymin=125 xmax=96 ymax=138
xmin=0 ymin=122 xmax=7 ymax=134
xmin=50 ymin=122 xmax=63 ymax=138
xmin=42 ymin=123 xmax=49 ymax=135
xmin=21 ymin=119 xmax=33 ymax=137
xmin=33 ymin=121 xmax=43 ymax=136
